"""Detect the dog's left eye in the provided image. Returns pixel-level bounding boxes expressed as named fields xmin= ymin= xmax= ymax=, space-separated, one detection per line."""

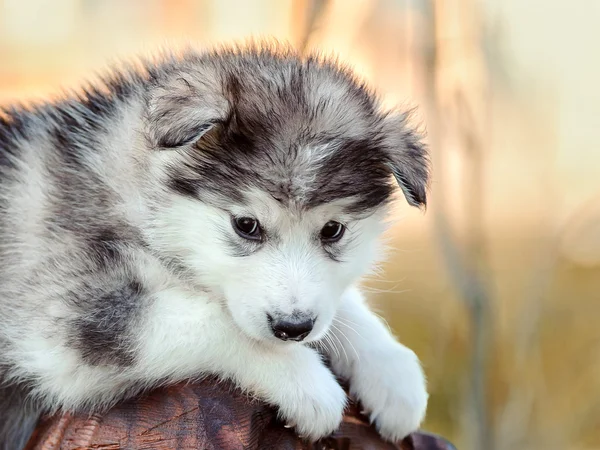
xmin=232 ymin=217 xmax=262 ymax=241
xmin=320 ymin=221 xmax=345 ymax=243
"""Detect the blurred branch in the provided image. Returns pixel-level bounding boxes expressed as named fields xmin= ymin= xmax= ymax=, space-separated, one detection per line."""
xmin=297 ymin=0 xmax=329 ymax=54
xmin=420 ymin=1 xmax=493 ymax=449
xmin=442 ymin=91 xmax=494 ymax=450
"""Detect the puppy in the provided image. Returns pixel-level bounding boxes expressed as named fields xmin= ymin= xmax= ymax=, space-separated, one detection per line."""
xmin=0 ymin=43 xmax=429 ymax=449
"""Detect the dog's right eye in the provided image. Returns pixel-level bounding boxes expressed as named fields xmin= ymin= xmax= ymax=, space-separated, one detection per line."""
xmin=232 ymin=217 xmax=262 ymax=241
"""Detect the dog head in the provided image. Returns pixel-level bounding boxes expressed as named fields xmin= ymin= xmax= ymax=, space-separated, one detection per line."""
xmin=145 ymin=44 xmax=429 ymax=344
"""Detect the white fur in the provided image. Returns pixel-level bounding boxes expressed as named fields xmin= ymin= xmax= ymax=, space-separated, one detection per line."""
xmin=146 ymin=186 xmax=387 ymax=344
xmin=326 ymin=287 xmax=429 ymax=441
xmin=137 ymin=187 xmax=427 ymax=441
xmin=138 ymin=286 xmax=347 ymax=440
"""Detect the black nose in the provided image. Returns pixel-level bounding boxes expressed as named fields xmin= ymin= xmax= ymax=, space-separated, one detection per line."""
xmin=269 ymin=317 xmax=314 ymax=342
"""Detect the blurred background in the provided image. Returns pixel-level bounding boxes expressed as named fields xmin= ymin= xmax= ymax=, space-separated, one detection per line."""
xmin=1 ymin=0 xmax=599 ymax=448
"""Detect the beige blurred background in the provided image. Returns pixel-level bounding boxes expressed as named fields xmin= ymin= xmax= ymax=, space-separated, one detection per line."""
xmin=1 ymin=0 xmax=599 ymax=448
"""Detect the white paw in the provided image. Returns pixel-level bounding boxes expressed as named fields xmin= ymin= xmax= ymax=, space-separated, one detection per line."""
xmin=275 ymin=361 xmax=347 ymax=441
xmin=350 ymin=344 xmax=428 ymax=442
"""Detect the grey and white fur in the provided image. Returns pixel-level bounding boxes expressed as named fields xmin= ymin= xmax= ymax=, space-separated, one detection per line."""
xmin=0 ymin=42 xmax=430 ymax=449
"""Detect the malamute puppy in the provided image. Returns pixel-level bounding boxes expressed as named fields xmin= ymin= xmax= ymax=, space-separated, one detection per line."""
xmin=0 ymin=43 xmax=429 ymax=449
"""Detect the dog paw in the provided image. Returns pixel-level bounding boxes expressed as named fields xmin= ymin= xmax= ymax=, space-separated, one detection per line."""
xmin=351 ymin=344 xmax=428 ymax=442
xmin=276 ymin=362 xmax=347 ymax=441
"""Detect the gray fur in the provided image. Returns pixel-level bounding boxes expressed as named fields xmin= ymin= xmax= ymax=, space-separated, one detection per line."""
xmin=0 ymin=383 xmax=38 ymax=450
xmin=0 ymin=42 xmax=429 ymax=448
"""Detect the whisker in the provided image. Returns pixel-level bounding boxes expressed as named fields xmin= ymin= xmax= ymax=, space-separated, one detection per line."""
xmin=362 ymin=277 xmax=408 ymax=284
xmin=331 ymin=323 xmax=359 ymax=363
xmin=360 ymin=285 xmax=411 ymax=295
xmin=333 ymin=317 xmax=367 ymax=340
xmin=330 ymin=324 xmax=350 ymax=364
xmin=333 ymin=316 xmax=363 ymax=328
xmin=324 ymin=333 xmax=340 ymax=360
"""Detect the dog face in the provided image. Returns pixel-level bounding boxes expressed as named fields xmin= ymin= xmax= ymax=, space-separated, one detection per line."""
xmin=146 ymin=45 xmax=429 ymax=344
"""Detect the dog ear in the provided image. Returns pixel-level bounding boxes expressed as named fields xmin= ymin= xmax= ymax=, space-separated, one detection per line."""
xmin=146 ymin=73 xmax=229 ymax=149
xmin=381 ymin=111 xmax=430 ymax=209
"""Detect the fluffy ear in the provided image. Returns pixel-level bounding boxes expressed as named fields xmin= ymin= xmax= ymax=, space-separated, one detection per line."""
xmin=146 ymin=73 xmax=229 ymax=149
xmin=381 ymin=112 xmax=430 ymax=209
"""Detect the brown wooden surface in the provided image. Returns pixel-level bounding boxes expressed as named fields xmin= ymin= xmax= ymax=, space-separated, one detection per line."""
xmin=25 ymin=377 xmax=457 ymax=450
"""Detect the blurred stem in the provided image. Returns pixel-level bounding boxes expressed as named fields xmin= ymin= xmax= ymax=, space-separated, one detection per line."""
xmin=420 ymin=1 xmax=493 ymax=449
xmin=458 ymin=89 xmax=493 ymax=450
xmin=296 ymin=0 xmax=329 ymax=54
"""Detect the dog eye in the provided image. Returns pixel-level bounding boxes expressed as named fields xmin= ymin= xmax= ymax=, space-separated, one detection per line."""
xmin=232 ymin=217 xmax=262 ymax=240
xmin=320 ymin=221 xmax=345 ymax=243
